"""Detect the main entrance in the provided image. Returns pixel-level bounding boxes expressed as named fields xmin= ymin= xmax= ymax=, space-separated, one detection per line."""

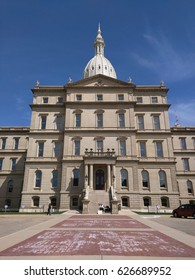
xmin=95 ymin=169 xmax=105 ymax=190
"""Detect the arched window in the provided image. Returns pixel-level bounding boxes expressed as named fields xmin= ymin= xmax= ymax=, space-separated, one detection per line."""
xmin=187 ymin=180 xmax=193 ymax=194
xmin=70 ymin=196 xmax=79 ymax=209
xmin=35 ymin=170 xmax=42 ymax=188
xmin=50 ymin=197 xmax=57 ymax=207
xmin=73 ymin=169 xmax=79 ymax=186
xmin=7 ymin=179 xmax=14 ymax=192
xmin=161 ymin=196 xmax=169 ymax=207
xmin=52 ymin=170 xmax=58 ymax=188
xmin=120 ymin=169 xmax=128 ymax=187
xmin=159 ymin=170 xmax=167 ymax=188
xmin=141 ymin=170 xmax=150 ymax=188
xmin=143 ymin=197 xmax=151 ymax=207
xmin=4 ymin=199 xmax=11 ymax=207
xmin=32 ymin=196 xmax=39 ymax=207
xmin=121 ymin=197 xmax=129 ymax=207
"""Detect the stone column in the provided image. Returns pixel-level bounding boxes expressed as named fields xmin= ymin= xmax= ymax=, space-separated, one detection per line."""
xmin=107 ymin=164 xmax=111 ymax=190
xmin=90 ymin=164 xmax=93 ymax=189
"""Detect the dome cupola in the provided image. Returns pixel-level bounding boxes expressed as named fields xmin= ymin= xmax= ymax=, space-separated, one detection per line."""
xmin=83 ymin=24 xmax=117 ymax=79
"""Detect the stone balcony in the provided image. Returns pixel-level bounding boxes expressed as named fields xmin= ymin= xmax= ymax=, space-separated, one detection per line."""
xmin=84 ymin=148 xmax=116 ymax=158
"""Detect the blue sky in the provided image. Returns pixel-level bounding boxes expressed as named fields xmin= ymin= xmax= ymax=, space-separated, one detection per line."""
xmin=1 ymin=0 xmax=195 ymax=127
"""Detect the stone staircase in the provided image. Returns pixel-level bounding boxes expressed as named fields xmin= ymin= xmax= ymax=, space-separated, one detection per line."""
xmin=88 ymin=189 xmax=110 ymax=214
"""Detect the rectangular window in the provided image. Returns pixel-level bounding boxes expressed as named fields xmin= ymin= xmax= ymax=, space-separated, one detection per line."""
xmin=97 ymin=94 xmax=103 ymax=101
xmin=74 ymin=140 xmax=80 ymax=156
xmin=52 ymin=170 xmax=58 ymax=188
xmin=75 ymin=114 xmax=81 ymax=128
xmin=38 ymin=142 xmax=44 ymax=157
xmin=118 ymin=94 xmax=124 ymax=101
xmin=0 ymin=158 xmax=3 ymax=170
xmin=41 ymin=116 xmax=47 ymax=129
xmin=183 ymin=158 xmax=190 ymax=171
xmin=140 ymin=142 xmax=147 ymax=158
xmin=14 ymin=138 xmax=19 ymax=150
xmin=180 ymin=138 xmax=187 ymax=150
xmin=57 ymin=97 xmax=63 ymax=103
xmin=137 ymin=115 xmax=144 ymax=130
xmin=151 ymin=97 xmax=158 ymax=103
xmin=156 ymin=142 xmax=163 ymax=158
xmin=11 ymin=158 xmax=16 ymax=171
xmin=120 ymin=140 xmax=126 ymax=156
xmin=53 ymin=142 xmax=61 ymax=157
xmin=97 ymin=140 xmax=103 ymax=152
xmin=55 ymin=115 xmax=63 ymax=130
xmin=97 ymin=113 xmax=103 ymax=128
xmin=43 ymin=97 xmax=48 ymax=104
xmin=1 ymin=138 xmax=6 ymax=149
xmin=136 ymin=97 xmax=143 ymax=103
xmin=119 ymin=113 xmax=125 ymax=128
xmin=153 ymin=115 xmax=160 ymax=130
xmin=76 ymin=95 xmax=82 ymax=101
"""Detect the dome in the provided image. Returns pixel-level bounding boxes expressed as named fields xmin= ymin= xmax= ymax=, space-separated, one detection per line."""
xmin=83 ymin=24 xmax=117 ymax=79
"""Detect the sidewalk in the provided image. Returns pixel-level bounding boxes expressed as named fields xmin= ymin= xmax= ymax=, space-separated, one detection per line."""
xmin=0 ymin=210 xmax=194 ymax=259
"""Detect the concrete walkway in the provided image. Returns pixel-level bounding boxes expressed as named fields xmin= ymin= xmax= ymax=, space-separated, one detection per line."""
xmin=0 ymin=210 xmax=194 ymax=259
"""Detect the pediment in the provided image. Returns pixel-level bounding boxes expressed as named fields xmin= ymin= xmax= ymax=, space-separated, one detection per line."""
xmin=66 ymin=74 xmax=134 ymax=88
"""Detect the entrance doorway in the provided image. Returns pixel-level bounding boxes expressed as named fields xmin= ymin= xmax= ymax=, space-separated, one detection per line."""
xmin=96 ymin=169 xmax=105 ymax=190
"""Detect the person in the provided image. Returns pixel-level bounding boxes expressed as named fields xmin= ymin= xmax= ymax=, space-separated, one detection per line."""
xmin=47 ymin=203 xmax=52 ymax=215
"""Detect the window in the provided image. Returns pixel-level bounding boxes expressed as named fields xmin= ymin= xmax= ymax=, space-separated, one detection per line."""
xmin=161 ymin=197 xmax=169 ymax=207
xmin=142 ymin=170 xmax=150 ymax=188
xmin=1 ymin=138 xmax=6 ymax=149
xmin=143 ymin=197 xmax=151 ymax=207
xmin=118 ymin=94 xmax=124 ymax=101
xmin=97 ymin=94 xmax=103 ymax=101
xmin=156 ymin=142 xmax=163 ymax=158
xmin=121 ymin=169 xmax=128 ymax=187
xmin=75 ymin=114 xmax=81 ymax=128
xmin=71 ymin=197 xmax=79 ymax=207
xmin=35 ymin=170 xmax=42 ymax=188
xmin=32 ymin=196 xmax=40 ymax=207
xmin=119 ymin=113 xmax=125 ymax=128
xmin=74 ymin=140 xmax=80 ymax=155
xmin=14 ymin=138 xmax=19 ymax=150
xmin=97 ymin=113 xmax=103 ymax=128
xmin=11 ymin=158 xmax=16 ymax=171
xmin=187 ymin=180 xmax=193 ymax=194
xmin=136 ymin=97 xmax=143 ymax=103
xmin=57 ymin=97 xmax=63 ymax=103
xmin=119 ymin=139 xmax=126 ymax=156
xmin=159 ymin=170 xmax=167 ymax=188
xmin=97 ymin=140 xmax=103 ymax=152
xmin=76 ymin=95 xmax=82 ymax=101
xmin=151 ymin=97 xmax=158 ymax=103
xmin=180 ymin=138 xmax=187 ymax=150
xmin=41 ymin=115 xmax=47 ymax=129
xmin=193 ymin=138 xmax=195 ymax=149
xmin=7 ymin=180 xmax=14 ymax=192
xmin=43 ymin=97 xmax=48 ymax=104
xmin=53 ymin=142 xmax=61 ymax=157
xmin=121 ymin=197 xmax=129 ymax=207
xmin=55 ymin=115 xmax=63 ymax=130
xmin=50 ymin=197 xmax=57 ymax=207
xmin=183 ymin=158 xmax=190 ymax=171
xmin=0 ymin=158 xmax=3 ymax=170
xmin=140 ymin=142 xmax=147 ymax=158
xmin=38 ymin=142 xmax=44 ymax=157
xmin=73 ymin=169 xmax=79 ymax=186
xmin=52 ymin=170 xmax=58 ymax=188
xmin=153 ymin=115 xmax=160 ymax=130
xmin=137 ymin=115 xmax=144 ymax=130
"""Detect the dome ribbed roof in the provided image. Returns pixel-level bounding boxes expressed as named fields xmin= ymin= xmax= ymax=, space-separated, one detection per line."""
xmin=83 ymin=24 xmax=117 ymax=79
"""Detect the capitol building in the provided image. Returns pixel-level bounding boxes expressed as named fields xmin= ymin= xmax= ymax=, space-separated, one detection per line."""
xmin=0 ymin=25 xmax=195 ymax=213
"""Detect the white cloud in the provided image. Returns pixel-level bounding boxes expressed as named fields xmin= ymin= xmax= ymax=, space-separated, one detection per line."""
xmin=131 ymin=33 xmax=195 ymax=82
xmin=169 ymin=100 xmax=195 ymax=127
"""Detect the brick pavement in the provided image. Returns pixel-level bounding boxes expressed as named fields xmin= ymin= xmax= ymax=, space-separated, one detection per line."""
xmin=0 ymin=212 xmax=195 ymax=259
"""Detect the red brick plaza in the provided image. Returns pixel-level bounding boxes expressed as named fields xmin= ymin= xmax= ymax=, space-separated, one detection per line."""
xmin=0 ymin=214 xmax=195 ymax=258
